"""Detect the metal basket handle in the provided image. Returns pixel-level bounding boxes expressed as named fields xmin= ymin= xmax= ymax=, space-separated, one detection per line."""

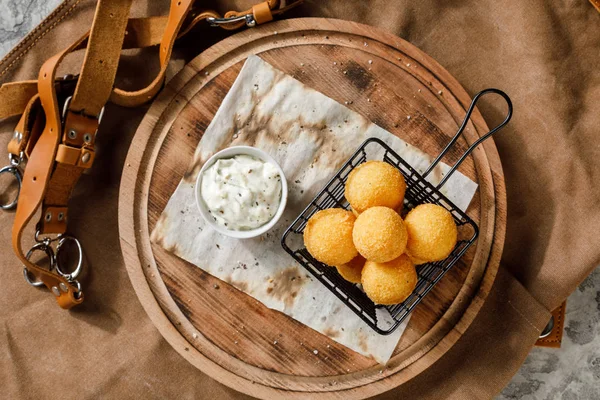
xmin=422 ymin=88 xmax=513 ymax=189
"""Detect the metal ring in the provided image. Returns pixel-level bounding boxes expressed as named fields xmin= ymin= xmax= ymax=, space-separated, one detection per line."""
xmin=23 ymin=243 xmax=56 ymax=287
xmin=55 ymin=236 xmax=83 ymax=281
xmin=0 ymin=165 xmax=22 ymax=210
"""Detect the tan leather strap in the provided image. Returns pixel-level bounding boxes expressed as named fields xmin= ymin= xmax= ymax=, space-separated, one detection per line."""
xmin=7 ymin=95 xmax=39 ymax=157
xmin=0 ymin=81 xmax=38 ymax=120
xmin=13 ymin=0 xmax=133 ymax=308
xmin=12 ymin=33 xmax=90 ymax=309
xmin=70 ymin=0 xmax=133 ymax=117
xmin=7 ymin=82 xmax=72 ymax=158
xmin=110 ymin=0 xmax=196 ymax=107
xmin=39 ymin=0 xmax=132 ymax=237
xmin=33 ymin=0 xmax=133 ymax=239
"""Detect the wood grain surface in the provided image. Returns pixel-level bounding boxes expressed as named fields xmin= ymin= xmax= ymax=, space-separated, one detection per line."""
xmin=119 ymin=18 xmax=507 ymax=399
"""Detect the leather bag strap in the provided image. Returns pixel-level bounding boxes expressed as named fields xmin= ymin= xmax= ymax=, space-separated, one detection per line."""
xmin=12 ymin=32 xmax=90 ymax=309
xmin=35 ymin=0 xmax=134 ymax=236
xmin=70 ymin=0 xmax=133 ymax=117
xmin=7 ymin=94 xmax=40 ymax=158
xmin=13 ymin=0 xmax=134 ymax=309
xmin=110 ymin=0 xmax=195 ymax=107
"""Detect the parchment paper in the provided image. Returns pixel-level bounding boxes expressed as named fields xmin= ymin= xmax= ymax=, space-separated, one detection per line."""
xmin=151 ymin=55 xmax=477 ymax=364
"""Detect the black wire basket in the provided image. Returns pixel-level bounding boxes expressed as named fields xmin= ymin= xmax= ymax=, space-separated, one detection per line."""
xmin=281 ymin=89 xmax=513 ymax=335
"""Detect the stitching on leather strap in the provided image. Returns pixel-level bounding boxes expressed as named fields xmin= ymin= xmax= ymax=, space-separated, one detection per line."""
xmin=0 ymin=0 xmax=83 ymax=79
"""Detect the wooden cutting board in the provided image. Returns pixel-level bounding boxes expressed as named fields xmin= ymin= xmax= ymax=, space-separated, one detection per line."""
xmin=119 ymin=18 xmax=506 ymax=399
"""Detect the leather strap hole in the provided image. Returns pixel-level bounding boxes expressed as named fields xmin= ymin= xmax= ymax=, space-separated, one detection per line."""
xmin=177 ymin=1 xmax=181 ymax=5
xmin=32 ymin=176 xmax=37 ymax=182
xmin=43 ymin=73 xmax=47 ymax=78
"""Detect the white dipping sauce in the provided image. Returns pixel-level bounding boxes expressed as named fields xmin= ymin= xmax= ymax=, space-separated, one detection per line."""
xmin=201 ymin=155 xmax=282 ymax=231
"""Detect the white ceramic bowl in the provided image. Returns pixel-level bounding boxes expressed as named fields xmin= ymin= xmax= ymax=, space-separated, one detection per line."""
xmin=195 ymin=146 xmax=288 ymax=239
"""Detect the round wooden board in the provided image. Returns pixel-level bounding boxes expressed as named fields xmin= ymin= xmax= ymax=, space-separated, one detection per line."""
xmin=119 ymin=18 xmax=506 ymax=399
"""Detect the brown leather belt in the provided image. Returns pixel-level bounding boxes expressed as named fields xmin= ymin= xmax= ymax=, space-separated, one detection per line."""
xmin=0 ymin=0 xmax=302 ymax=309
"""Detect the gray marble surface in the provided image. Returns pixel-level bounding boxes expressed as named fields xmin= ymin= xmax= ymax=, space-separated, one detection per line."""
xmin=0 ymin=0 xmax=63 ymax=56
xmin=1 ymin=2 xmax=599 ymax=399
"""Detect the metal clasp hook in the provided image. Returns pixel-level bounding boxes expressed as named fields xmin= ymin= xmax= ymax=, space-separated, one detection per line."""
xmin=206 ymin=14 xmax=257 ymax=27
xmin=1 ymin=153 xmax=23 ymax=210
xmin=423 ymin=88 xmax=513 ymax=189
xmin=23 ymin=242 xmax=56 ymax=287
xmin=55 ymin=235 xmax=83 ymax=281
xmin=24 ymin=230 xmax=84 ymax=293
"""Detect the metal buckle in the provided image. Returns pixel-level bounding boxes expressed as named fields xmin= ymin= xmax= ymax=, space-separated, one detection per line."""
xmin=62 ymin=95 xmax=105 ymax=124
xmin=0 ymin=153 xmax=23 ymax=210
xmin=206 ymin=13 xmax=256 ymax=27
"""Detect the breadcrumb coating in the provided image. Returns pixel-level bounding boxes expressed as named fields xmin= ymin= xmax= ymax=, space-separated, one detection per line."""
xmin=404 ymin=204 xmax=458 ymax=264
xmin=304 ymin=208 xmax=358 ymax=266
xmin=352 ymin=206 xmax=407 ymax=262
xmin=345 ymin=161 xmax=406 ymax=214
xmin=361 ymin=254 xmax=417 ymax=305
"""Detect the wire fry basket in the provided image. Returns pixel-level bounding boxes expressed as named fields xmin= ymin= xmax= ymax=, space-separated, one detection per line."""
xmin=281 ymin=89 xmax=513 ymax=335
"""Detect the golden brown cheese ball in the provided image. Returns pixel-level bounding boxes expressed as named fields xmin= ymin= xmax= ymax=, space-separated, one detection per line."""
xmin=361 ymin=254 xmax=417 ymax=305
xmin=352 ymin=206 xmax=408 ymax=263
xmin=404 ymin=204 xmax=458 ymax=264
xmin=304 ymin=208 xmax=358 ymax=266
xmin=335 ymin=255 xmax=366 ymax=284
xmin=345 ymin=161 xmax=406 ymax=214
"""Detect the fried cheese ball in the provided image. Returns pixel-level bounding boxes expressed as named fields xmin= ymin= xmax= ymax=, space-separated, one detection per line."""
xmin=335 ymin=255 xmax=366 ymax=284
xmin=352 ymin=206 xmax=408 ymax=262
xmin=304 ymin=208 xmax=358 ymax=266
xmin=361 ymin=254 xmax=417 ymax=305
xmin=345 ymin=161 xmax=406 ymax=214
xmin=404 ymin=204 xmax=458 ymax=264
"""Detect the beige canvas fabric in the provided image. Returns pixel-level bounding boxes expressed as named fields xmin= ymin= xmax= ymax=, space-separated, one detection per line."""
xmin=0 ymin=1 xmax=598 ymax=399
